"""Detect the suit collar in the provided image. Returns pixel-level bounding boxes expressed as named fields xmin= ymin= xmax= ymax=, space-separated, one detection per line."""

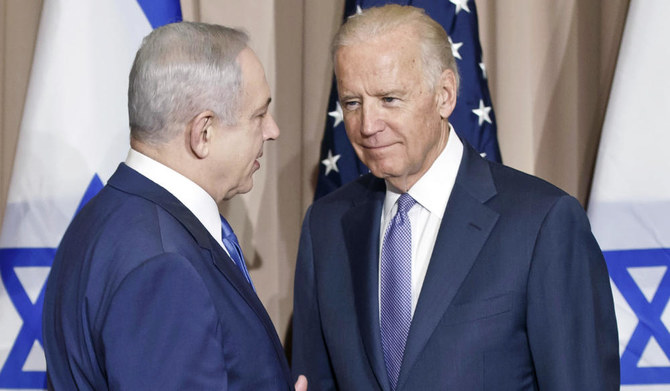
xmin=108 ymin=163 xmax=215 ymax=248
xmin=124 ymin=149 xmax=224 ymax=248
xmin=454 ymin=141 xmax=498 ymax=204
xmin=396 ymin=142 xmax=499 ymax=389
xmin=107 ymin=163 xmax=292 ymax=386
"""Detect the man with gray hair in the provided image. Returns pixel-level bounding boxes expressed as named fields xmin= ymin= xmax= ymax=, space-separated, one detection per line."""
xmin=292 ymin=5 xmax=618 ymax=390
xmin=43 ymin=22 xmax=307 ymax=390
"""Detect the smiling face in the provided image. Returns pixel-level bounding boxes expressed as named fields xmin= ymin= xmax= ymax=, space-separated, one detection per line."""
xmin=210 ymin=47 xmax=279 ymax=201
xmin=335 ymin=25 xmax=456 ymax=192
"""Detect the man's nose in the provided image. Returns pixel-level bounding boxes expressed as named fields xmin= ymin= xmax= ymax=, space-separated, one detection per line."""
xmin=263 ymin=112 xmax=280 ymax=140
xmin=361 ymin=104 xmax=384 ymax=136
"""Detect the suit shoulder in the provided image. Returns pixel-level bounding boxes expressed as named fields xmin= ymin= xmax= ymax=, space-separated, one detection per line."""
xmin=69 ymin=185 xmax=167 ymax=243
xmin=57 ymin=185 xmax=197 ymax=274
xmin=478 ymin=160 xmax=590 ymax=231
xmin=488 ymin=160 xmax=569 ymax=201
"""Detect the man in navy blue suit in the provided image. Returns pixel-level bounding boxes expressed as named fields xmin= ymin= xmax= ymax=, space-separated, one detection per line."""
xmin=43 ymin=22 xmax=307 ymax=390
xmin=292 ymin=5 xmax=619 ymax=390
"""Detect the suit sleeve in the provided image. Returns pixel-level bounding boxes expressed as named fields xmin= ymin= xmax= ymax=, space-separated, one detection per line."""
xmin=526 ymin=195 xmax=620 ymax=390
xmin=100 ymin=253 xmax=226 ymax=390
xmin=292 ymin=207 xmax=337 ymax=391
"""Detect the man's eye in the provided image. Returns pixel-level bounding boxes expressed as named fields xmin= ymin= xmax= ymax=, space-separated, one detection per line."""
xmin=382 ymin=97 xmax=397 ymax=103
xmin=344 ymin=101 xmax=360 ymax=110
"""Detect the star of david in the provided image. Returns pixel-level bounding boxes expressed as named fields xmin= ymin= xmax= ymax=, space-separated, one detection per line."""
xmin=605 ymin=248 xmax=670 ymax=385
xmin=0 ymin=175 xmax=103 ymax=389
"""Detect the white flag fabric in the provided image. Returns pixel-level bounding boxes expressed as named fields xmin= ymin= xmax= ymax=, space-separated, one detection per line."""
xmin=0 ymin=0 xmax=180 ymax=388
xmin=587 ymin=1 xmax=670 ymax=389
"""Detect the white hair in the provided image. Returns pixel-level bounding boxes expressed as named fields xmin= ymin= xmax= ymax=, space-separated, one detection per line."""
xmin=332 ymin=4 xmax=460 ymax=92
xmin=128 ymin=22 xmax=249 ymax=144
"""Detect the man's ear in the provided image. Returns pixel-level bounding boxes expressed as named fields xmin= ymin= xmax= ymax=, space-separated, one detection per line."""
xmin=190 ymin=111 xmax=215 ymax=159
xmin=437 ymin=69 xmax=458 ymax=119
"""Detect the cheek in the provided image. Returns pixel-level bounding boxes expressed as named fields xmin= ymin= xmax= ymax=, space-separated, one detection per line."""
xmin=222 ymin=136 xmax=253 ymax=167
xmin=344 ymin=118 xmax=361 ymax=141
xmin=411 ymin=103 xmax=441 ymax=136
xmin=344 ymin=113 xmax=357 ymax=126
xmin=238 ymin=126 xmax=261 ymax=151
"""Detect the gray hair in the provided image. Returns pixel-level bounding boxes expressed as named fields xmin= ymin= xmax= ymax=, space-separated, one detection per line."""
xmin=332 ymin=4 xmax=460 ymax=92
xmin=128 ymin=22 xmax=249 ymax=144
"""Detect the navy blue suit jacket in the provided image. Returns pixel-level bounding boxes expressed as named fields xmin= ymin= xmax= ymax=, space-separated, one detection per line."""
xmin=292 ymin=142 xmax=619 ymax=390
xmin=43 ymin=164 xmax=292 ymax=390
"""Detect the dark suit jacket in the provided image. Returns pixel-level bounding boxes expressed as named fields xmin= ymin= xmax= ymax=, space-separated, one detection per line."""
xmin=43 ymin=163 xmax=292 ymax=390
xmin=292 ymin=142 xmax=619 ymax=390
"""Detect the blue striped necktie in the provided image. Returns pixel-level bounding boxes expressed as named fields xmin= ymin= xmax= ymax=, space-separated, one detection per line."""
xmin=220 ymin=216 xmax=254 ymax=290
xmin=380 ymin=193 xmax=416 ymax=390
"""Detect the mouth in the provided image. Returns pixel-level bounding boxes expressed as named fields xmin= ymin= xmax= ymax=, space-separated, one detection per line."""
xmin=361 ymin=142 xmax=396 ymax=151
xmin=253 ymin=151 xmax=263 ymax=170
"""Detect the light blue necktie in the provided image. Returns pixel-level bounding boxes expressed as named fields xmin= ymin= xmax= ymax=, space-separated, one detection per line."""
xmin=220 ymin=216 xmax=254 ymax=290
xmin=380 ymin=193 xmax=416 ymax=390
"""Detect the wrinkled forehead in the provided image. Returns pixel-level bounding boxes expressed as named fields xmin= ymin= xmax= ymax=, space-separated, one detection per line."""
xmin=336 ymin=25 xmax=422 ymax=65
xmin=337 ymin=22 xmax=419 ymax=52
xmin=335 ymin=28 xmax=424 ymax=80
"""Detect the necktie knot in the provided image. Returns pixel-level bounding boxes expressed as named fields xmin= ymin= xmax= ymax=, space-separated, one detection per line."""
xmin=220 ymin=216 xmax=254 ymax=290
xmin=220 ymin=216 xmax=235 ymax=240
xmin=396 ymin=193 xmax=416 ymax=218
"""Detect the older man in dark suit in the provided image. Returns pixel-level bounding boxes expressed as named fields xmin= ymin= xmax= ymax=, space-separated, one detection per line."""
xmin=292 ymin=5 xmax=619 ymax=390
xmin=43 ymin=22 xmax=307 ymax=390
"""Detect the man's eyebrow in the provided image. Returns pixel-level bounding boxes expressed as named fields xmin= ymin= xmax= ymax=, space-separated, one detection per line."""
xmin=339 ymin=89 xmax=406 ymax=101
xmin=375 ymin=89 xmax=405 ymax=97
xmin=252 ymin=97 xmax=272 ymax=115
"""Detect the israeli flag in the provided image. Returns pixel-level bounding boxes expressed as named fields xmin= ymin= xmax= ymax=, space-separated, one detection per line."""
xmin=587 ymin=1 xmax=670 ymax=389
xmin=0 ymin=0 xmax=180 ymax=388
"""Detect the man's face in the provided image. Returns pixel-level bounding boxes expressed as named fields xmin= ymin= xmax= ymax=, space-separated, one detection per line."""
xmin=335 ymin=26 xmax=455 ymax=191
xmin=211 ymin=47 xmax=279 ymax=201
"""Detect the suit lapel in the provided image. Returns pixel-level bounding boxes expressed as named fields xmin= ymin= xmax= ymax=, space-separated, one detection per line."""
xmin=342 ymin=177 xmax=391 ymax=391
xmin=108 ymin=163 xmax=291 ymax=384
xmin=397 ymin=144 xmax=500 ymax=390
xmin=209 ymin=242 xmax=293 ymax=381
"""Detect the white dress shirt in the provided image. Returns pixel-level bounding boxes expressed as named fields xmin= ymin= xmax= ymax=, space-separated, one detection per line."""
xmin=379 ymin=125 xmax=463 ymax=317
xmin=125 ymin=149 xmax=228 ymax=253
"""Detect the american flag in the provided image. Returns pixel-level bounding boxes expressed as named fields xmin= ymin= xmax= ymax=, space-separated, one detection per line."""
xmin=314 ymin=0 xmax=501 ymax=200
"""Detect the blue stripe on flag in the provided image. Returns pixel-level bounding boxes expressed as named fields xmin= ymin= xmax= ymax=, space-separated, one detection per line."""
xmin=605 ymin=248 xmax=670 ymax=384
xmin=136 ymin=0 xmax=183 ymax=29
xmin=0 ymin=175 xmax=104 ymax=389
xmin=77 ymin=175 xmax=104 ymax=212
xmin=0 ymin=248 xmax=54 ymax=389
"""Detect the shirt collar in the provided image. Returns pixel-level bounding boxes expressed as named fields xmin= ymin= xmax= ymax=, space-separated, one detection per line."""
xmin=125 ymin=149 xmax=224 ymax=247
xmin=383 ymin=124 xmax=463 ymax=219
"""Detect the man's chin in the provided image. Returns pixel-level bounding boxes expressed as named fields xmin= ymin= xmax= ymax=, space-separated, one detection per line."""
xmin=223 ymin=179 xmax=254 ymax=201
xmin=367 ymin=163 xmax=397 ymax=180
